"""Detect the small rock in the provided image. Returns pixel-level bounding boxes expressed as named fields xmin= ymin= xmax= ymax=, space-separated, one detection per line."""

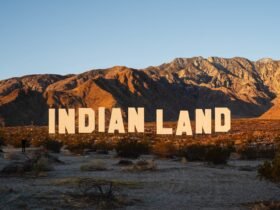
xmin=117 ymin=159 xmax=134 ymax=166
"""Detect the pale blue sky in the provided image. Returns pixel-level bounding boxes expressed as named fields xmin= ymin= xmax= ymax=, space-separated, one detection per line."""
xmin=0 ymin=0 xmax=279 ymax=80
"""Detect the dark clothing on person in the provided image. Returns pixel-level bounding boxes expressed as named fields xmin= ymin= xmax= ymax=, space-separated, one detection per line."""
xmin=22 ymin=139 xmax=27 ymax=153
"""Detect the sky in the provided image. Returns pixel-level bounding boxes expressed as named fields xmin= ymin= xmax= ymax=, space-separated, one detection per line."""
xmin=0 ymin=0 xmax=280 ymax=80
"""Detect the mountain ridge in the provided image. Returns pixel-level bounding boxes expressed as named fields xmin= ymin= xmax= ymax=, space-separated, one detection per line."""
xmin=1 ymin=56 xmax=280 ymax=126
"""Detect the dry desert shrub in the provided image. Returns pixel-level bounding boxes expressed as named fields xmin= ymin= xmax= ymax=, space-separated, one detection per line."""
xmin=115 ymin=138 xmax=150 ymax=158
xmin=1 ymin=151 xmax=57 ymax=176
xmin=248 ymin=201 xmax=280 ymax=210
xmin=80 ymin=160 xmax=107 ymax=171
xmin=42 ymin=138 xmax=63 ymax=153
xmin=180 ymin=144 xmax=208 ymax=161
xmin=94 ymin=140 xmax=114 ymax=153
xmin=180 ymin=144 xmax=232 ymax=164
xmin=1 ymin=127 xmax=47 ymax=148
xmin=238 ymin=145 xmax=277 ymax=160
xmin=132 ymin=160 xmax=157 ymax=171
xmin=152 ymin=141 xmax=177 ymax=158
xmin=53 ymin=177 xmax=138 ymax=209
xmin=258 ymin=149 xmax=280 ymax=183
xmin=32 ymin=156 xmax=54 ymax=173
xmin=66 ymin=140 xmax=95 ymax=155
xmin=204 ymin=145 xmax=231 ymax=164
xmin=78 ymin=178 xmax=114 ymax=198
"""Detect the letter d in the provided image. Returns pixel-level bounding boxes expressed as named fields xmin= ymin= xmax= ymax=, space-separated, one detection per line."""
xmin=215 ymin=108 xmax=231 ymax=132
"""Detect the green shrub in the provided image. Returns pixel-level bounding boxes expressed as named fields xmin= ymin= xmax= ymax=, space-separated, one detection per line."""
xmin=239 ymin=146 xmax=276 ymax=160
xmin=43 ymin=139 xmax=63 ymax=153
xmin=258 ymin=152 xmax=280 ymax=183
xmin=181 ymin=144 xmax=208 ymax=161
xmin=204 ymin=146 xmax=231 ymax=164
xmin=115 ymin=138 xmax=150 ymax=158
xmin=181 ymin=144 xmax=231 ymax=164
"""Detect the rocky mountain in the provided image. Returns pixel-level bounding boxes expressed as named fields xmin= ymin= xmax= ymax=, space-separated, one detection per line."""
xmin=1 ymin=56 xmax=280 ymax=126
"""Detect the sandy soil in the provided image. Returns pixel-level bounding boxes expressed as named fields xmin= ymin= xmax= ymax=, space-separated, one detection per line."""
xmin=0 ymin=148 xmax=279 ymax=210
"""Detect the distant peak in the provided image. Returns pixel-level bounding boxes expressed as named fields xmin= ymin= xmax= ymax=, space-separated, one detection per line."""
xmin=109 ymin=66 xmax=131 ymax=71
xmin=207 ymin=56 xmax=215 ymax=63
xmin=257 ymin=58 xmax=273 ymax=63
xmin=173 ymin=56 xmax=204 ymax=62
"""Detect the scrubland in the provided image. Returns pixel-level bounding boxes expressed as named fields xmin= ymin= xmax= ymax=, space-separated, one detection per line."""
xmin=0 ymin=119 xmax=279 ymax=209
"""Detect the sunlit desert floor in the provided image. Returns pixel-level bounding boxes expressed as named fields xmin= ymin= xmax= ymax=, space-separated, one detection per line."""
xmin=0 ymin=148 xmax=279 ymax=210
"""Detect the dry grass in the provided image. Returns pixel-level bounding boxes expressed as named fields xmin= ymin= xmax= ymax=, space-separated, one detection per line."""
xmin=80 ymin=160 xmax=107 ymax=171
xmin=130 ymin=160 xmax=157 ymax=171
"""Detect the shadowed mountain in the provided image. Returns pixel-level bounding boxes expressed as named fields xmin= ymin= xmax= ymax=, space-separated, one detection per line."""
xmin=1 ymin=57 xmax=280 ymax=126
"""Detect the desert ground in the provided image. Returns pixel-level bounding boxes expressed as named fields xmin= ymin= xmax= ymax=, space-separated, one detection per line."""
xmin=0 ymin=119 xmax=279 ymax=210
xmin=0 ymin=148 xmax=279 ymax=210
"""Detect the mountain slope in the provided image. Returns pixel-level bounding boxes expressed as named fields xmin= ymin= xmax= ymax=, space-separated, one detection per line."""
xmin=0 ymin=57 xmax=280 ymax=126
xmin=260 ymin=97 xmax=280 ymax=119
